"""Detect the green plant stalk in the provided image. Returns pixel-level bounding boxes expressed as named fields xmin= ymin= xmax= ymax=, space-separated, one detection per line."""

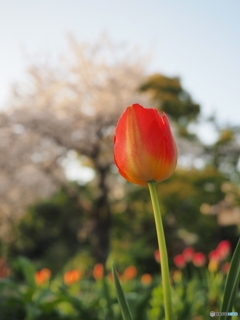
xmin=148 ymin=181 xmax=173 ymax=320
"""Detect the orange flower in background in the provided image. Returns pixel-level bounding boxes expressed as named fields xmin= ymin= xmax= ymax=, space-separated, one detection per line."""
xmin=154 ymin=249 xmax=160 ymax=263
xmin=192 ymin=253 xmax=206 ymax=267
xmin=122 ymin=266 xmax=137 ymax=281
xmin=173 ymin=255 xmax=186 ymax=269
xmin=141 ymin=273 xmax=152 ymax=285
xmin=35 ymin=268 xmax=51 ymax=285
xmin=114 ymin=104 xmax=177 ymax=186
xmin=93 ymin=263 xmax=104 ymax=280
xmin=182 ymin=247 xmax=194 ymax=262
xmin=64 ymin=269 xmax=82 ymax=285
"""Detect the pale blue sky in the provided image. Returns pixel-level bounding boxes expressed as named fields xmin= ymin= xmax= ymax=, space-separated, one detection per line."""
xmin=1 ymin=0 xmax=240 ymax=125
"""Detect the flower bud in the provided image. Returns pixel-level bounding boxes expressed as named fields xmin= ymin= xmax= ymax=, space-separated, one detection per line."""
xmin=114 ymin=104 xmax=177 ymax=185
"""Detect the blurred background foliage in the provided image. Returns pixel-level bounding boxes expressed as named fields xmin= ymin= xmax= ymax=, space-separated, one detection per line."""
xmin=139 ymin=73 xmax=200 ymax=126
xmin=0 ymin=36 xmax=239 ymax=278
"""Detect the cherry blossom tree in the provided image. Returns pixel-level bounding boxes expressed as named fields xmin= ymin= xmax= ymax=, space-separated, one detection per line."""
xmin=0 ymin=35 xmax=150 ymax=263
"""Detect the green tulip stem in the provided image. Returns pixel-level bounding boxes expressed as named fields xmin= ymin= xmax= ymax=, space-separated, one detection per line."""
xmin=148 ymin=181 xmax=173 ymax=320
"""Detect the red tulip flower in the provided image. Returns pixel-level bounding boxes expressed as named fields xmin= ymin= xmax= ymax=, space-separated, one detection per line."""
xmin=114 ymin=104 xmax=177 ymax=319
xmin=192 ymin=252 xmax=206 ymax=267
xmin=173 ymin=255 xmax=186 ymax=269
xmin=114 ymin=104 xmax=177 ymax=186
xmin=182 ymin=247 xmax=194 ymax=262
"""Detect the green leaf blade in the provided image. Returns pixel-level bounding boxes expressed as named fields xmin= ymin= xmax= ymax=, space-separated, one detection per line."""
xmin=220 ymin=237 xmax=240 ymax=320
xmin=112 ymin=262 xmax=132 ymax=320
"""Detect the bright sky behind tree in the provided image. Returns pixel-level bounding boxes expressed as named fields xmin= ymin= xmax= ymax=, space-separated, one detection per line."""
xmin=1 ymin=0 xmax=240 ymax=127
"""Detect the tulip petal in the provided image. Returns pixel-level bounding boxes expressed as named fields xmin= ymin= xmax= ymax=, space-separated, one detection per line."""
xmin=114 ymin=104 xmax=177 ymax=186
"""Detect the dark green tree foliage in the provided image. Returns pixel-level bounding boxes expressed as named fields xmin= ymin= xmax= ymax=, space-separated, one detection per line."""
xmin=112 ymin=186 xmax=158 ymax=274
xmin=205 ymin=124 xmax=240 ymax=182
xmin=157 ymin=166 xmax=235 ymax=253
xmin=9 ymin=186 xmax=92 ymax=273
xmin=139 ymin=74 xmax=200 ymax=126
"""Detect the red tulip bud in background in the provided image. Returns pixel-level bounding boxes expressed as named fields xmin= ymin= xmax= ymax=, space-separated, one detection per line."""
xmin=192 ymin=253 xmax=206 ymax=267
xmin=114 ymin=104 xmax=177 ymax=186
xmin=173 ymin=255 xmax=186 ymax=269
xmin=182 ymin=247 xmax=194 ymax=262
xmin=217 ymin=240 xmax=231 ymax=260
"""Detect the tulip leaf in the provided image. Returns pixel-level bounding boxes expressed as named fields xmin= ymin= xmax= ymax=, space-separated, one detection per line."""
xmin=101 ymin=274 xmax=114 ymax=319
xmin=219 ymin=237 xmax=240 ymax=320
xmin=112 ymin=262 xmax=133 ymax=320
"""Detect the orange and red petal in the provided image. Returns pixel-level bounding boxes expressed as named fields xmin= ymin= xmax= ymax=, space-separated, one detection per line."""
xmin=114 ymin=104 xmax=177 ymax=185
